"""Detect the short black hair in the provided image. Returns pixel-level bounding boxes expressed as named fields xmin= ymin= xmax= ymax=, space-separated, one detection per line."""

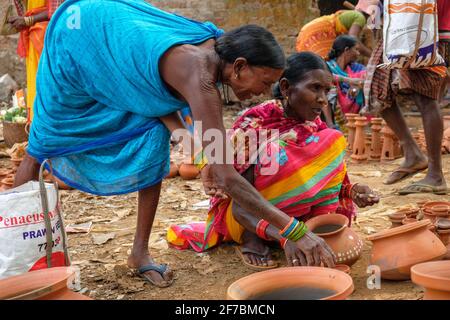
xmin=215 ymin=25 xmax=286 ymax=69
xmin=273 ymin=52 xmax=328 ymax=99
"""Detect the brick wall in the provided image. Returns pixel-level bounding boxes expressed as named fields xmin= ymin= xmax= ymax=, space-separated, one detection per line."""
xmin=151 ymin=0 xmax=320 ymax=55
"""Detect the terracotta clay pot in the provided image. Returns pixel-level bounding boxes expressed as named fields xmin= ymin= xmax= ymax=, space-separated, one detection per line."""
xmin=367 ymin=220 xmax=447 ymax=280
xmin=305 ymin=213 xmax=363 ymax=266
xmin=436 ymin=218 xmax=450 ymax=230
xmin=165 ymin=162 xmax=179 ymax=179
xmin=423 ymin=208 xmax=439 ymax=224
xmin=396 ymin=208 xmax=420 ymax=219
xmin=334 ymin=264 xmax=351 ymax=274
xmin=380 ymin=122 xmax=395 ymax=162
xmin=437 ymin=229 xmax=450 ymax=246
xmin=178 ymin=163 xmax=200 ymax=180
xmin=402 ymin=217 xmax=418 ymax=225
xmin=227 ymin=266 xmax=354 ymax=300
xmin=411 ymin=261 xmax=450 ymax=300
xmin=431 ymin=205 xmax=450 ymax=217
xmin=0 ymin=267 xmax=92 ymax=300
xmin=388 ymin=212 xmax=407 ymax=228
xmin=423 ymin=201 xmax=450 ymax=211
xmin=370 ymin=118 xmax=383 ymax=160
xmin=351 ymin=116 xmax=368 ymax=162
xmin=346 ymin=113 xmax=359 ymax=151
xmin=0 ymin=168 xmax=13 ymax=180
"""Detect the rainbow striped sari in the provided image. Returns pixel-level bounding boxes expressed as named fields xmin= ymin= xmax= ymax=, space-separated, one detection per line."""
xmin=167 ymin=100 xmax=355 ymax=252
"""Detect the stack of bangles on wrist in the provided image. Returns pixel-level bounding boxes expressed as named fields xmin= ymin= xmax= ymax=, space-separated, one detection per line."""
xmin=341 ymin=183 xmax=358 ymax=199
xmin=256 ymin=220 xmax=271 ymax=241
xmin=24 ymin=16 xmax=34 ymax=27
xmin=192 ymin=150 xmax=208 ymax=171
xmin=279 ymin=217 xmax=308 ymax=242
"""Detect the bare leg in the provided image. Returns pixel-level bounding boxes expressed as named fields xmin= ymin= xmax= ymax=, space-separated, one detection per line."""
xmin=127 ymin=183 xmax=174 ymax=287
xmin=13 ymin=152 xmax=40 ymax=187
xmin=381 ymin=99 xmax=428 ymax=184
xmin=410 ymin=93 xmax=446 ymax=187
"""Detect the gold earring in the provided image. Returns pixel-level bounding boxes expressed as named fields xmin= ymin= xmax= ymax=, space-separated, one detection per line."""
xmin=234 ymin=73 xmax=238 ymax=80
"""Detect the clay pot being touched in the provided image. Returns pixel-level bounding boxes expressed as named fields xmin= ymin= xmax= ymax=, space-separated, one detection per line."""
xmin=305 ymin=213 xmax=363 ymax=266
xmin=227 ymin=266 xmax=354 ymax=300
xmin=367 ymin=220 xmax=447 ymax=280
xmin=0 ymin=267 xmax=92 ymax=300
xmin=178 ymin=164 xmax=200 ymax=180
xmin=411 ymin=261 xmax=450 ymax=300
xmin=165 ymin=162 xmax=179 ymax=179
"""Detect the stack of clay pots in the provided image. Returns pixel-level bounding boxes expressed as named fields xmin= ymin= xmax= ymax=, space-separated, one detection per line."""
xmin=0 ymin=168 xmax=15 ymax=191
xmin=388 ymin=208 xmax=420 ymax=229
xmin=345 ymin=116 xmax=402 ymax=163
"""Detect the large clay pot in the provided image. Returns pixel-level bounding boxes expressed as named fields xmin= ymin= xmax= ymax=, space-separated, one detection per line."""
xmin=370 ymin=118 xmax=383 ymax=160
xmin=0 ymin=267 xmax=92 ymax=300
xmin=367 ymin=220 xmax=447 ymax=280
xmin=178 ymin=163 xmax=200 ymax=180
xmin=351 ymin=116 xmax=368 ymax=162
xmin=227 ymin=266 xmax=354 ymax=300
xmin=305 ymin=213 xmax=363 ymax=266
xmin=411 ymin=261 xmax=450 ymax=300
xmin=346 ymin=113 xmax=359 ymax=151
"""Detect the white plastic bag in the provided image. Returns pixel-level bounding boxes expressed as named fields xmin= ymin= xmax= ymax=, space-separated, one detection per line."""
xmin=0 ymin=162 xmax=69 ymax=279
xmin=381 ymin=0 xmax=445 ymax=69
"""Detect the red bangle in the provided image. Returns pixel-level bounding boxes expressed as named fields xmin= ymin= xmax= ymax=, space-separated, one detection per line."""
xmin=256 ymin=220 xmax=271 ymax=241
xmin=280 ymin=238 xmax=288 ymax=249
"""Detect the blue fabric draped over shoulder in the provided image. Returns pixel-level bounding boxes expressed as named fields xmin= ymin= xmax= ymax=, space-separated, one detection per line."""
xmin=27 ymin=0 xmax=224 ymax=195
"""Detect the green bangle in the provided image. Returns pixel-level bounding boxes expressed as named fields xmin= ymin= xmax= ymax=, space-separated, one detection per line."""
xmin=285 ymin=221 xmax=308 ymax=242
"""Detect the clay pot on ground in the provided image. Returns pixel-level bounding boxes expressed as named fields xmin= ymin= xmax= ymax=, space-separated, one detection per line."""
xmin=165 ymin=162 xmax=179 ymax=179
xmin=0 ymin=267 xmax=92 ymax=300
xmin=388 ymin=212 xmax=407 ymax=228
xmin=346 ymin=113 xmax=359 ymax=151
xmin=305 ymin=213 xmax=363 ymax=266
xmin=431 ymin=205 xmax=450 ymax=218
xmin=367 ymin=220 xmax=447 ymax=280
xmin=411 ymin=261 xmax=450 ymax=300
xmin=178 ymin=163 xmax=200 ymax=180
xmin=370 ymin=118 xmax=383 ymax=160
xmin=351 ymin=116 xmax=368 ymax=162
xmin=402 ymin=217 xmax=418 ymax=225
xmin=380 ymin=122 xmax=395 ymax=162
xmin=227 ymin=266 xmax=354 ymax=300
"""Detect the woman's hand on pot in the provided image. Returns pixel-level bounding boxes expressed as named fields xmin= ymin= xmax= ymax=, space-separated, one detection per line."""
xmin=8 ymin=16 xmax=27 ymax=30
xmin=284 ymin=231 xmax=336 ymax=267
xmin=351 ymin=184 xmax=379 ymax=208
xmin=200 ymin=165 xmax=228 ymax=199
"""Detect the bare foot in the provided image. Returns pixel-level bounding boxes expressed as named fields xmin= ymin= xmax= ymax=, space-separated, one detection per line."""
xmin=239 ymin=230 xmax=276 ymax=267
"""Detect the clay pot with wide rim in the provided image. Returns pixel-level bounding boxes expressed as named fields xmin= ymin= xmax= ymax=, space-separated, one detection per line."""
xmin=227 ymin=266 xmax=354 ymax=300
xmin=367 ymin=220 xmax=447 ymax=280
xmin=305 ymin=213 xmax=363 ymax=266
xmin=0 ymin=267 xmax=92 ymax=300
xmin=402 ymin=217 xmax=418 ymax=225
xmin=411 ymin=261 xmax=450 ymax=300
xmin=0 ymin=168 xmax=13 ymax=180
xmin=178 ymin=163 xmax=199 ymax=180
xmin=388 ymin=212 xmax=407 ymax=228
xmin=431 ymin=205 xmax=450 ymax=217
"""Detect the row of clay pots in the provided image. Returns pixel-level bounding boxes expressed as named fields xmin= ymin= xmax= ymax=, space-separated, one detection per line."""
xmin=165 ymin=161 xmax=200 ymax=180
xmin=346 ymin=115 xmax=402 ymax=163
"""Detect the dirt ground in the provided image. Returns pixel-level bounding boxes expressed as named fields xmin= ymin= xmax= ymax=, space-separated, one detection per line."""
xmin=1 ymin=109 xmax=449 ymax=300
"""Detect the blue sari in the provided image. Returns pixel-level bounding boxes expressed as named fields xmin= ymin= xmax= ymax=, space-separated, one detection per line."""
xmin=27 ymin=0 xmax=223 ymax=195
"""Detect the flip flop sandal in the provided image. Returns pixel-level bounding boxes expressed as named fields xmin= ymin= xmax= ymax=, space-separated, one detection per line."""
xmin=136 ymin=263 xmax=174 ymax=288
xmin=235 ymin=246 xmax=278 ymax=271
xmin=383 ymin=163 xmax=428 ymax=185
xmin=398 ymin=182 xmax=449 ymax=195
